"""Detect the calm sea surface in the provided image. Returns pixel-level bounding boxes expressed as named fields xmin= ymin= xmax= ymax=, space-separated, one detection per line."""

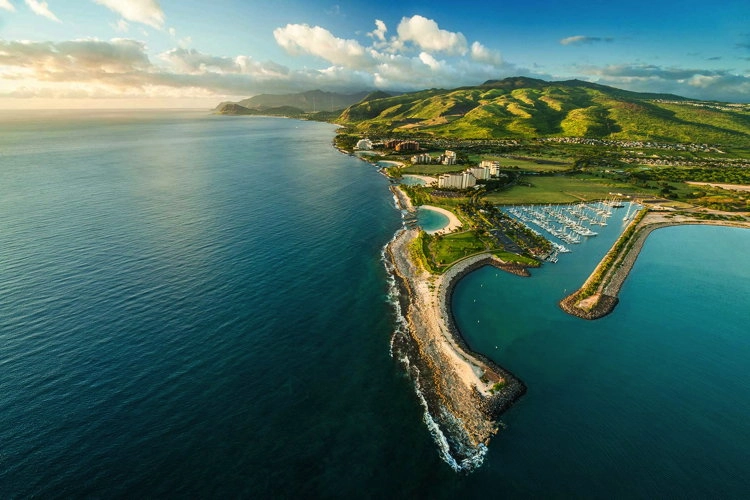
xmin=1 ymin=111 xmax=748 ymax=497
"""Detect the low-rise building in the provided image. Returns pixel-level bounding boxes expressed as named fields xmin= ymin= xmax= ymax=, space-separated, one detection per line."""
xmin=395 ymin=140 xmax=419 ymax=152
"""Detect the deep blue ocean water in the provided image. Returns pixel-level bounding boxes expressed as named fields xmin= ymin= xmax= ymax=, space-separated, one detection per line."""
xmin=1 ymin=111 xmax=749 ymax=497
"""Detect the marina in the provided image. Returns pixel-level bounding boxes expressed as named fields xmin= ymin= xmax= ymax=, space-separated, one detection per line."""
xmin=504 ymin=199 xmax=637 ymax=258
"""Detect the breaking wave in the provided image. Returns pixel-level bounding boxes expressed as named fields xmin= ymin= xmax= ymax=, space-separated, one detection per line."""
xmin=382 ymin=231 xmax=487 ymax=473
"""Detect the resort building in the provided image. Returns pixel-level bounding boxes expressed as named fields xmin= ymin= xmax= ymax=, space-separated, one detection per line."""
xmin=395 ymin=140 xmax=420 ymax=152
xmin=411 ymin=153 xmax=433 ymax=164
xmin=468 ymin=166 xmax=490 ymax=181
xmin=440 ymin=150 xmax=457 ymax=165
xmin=437 ymin=170 xmax=476 ymax=189
xmin=480 ymin=160 xmax=501 ymax=177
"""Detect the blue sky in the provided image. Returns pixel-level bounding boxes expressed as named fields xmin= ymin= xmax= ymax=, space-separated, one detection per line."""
xmin=1 ymin=0 xmax=749 ymax=108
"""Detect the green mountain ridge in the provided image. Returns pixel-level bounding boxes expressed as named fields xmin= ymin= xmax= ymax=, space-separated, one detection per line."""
xmin=229 ymin=89 xmax=371 ymax=113
xmin=214 ymin=102 xmax=306 ymax=117
xmin=337 ymin=77 xmax=750 ymax=145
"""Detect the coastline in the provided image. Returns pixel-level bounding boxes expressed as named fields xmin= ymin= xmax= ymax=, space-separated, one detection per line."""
xmin=561 ymin=211 xmax=750 ymax=319
xmin=385 ymin=186 xmax=527 ymax=470
xmin=402 ymin=174 xmax=438 ymax=186
xmin=420 ymin=205 xmax=462 ymax=235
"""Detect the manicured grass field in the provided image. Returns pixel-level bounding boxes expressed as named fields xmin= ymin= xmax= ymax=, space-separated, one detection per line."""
xmin=484 ymin=175 xmax=649 ymax=204
xmin=469 ymin=155 xmax=572 ymax=172
xmin=430 ymin=231 xmax=488 ymax=267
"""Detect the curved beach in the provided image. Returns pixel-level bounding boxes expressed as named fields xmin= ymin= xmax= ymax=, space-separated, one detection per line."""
xmin=402 ymin=174 xmax=438 ymax=186
xmin=420 ymin=205 xmax=462 ymax=234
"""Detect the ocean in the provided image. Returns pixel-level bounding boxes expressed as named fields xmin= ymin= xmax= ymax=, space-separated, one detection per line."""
xmin=1 ymin=111 xmax=748 ymax=497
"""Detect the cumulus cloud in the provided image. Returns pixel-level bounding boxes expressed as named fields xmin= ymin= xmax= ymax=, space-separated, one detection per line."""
xmin=578 ymin=63 xmax=750 ymax=101
xmin=24 ymin=0 xmax=60 ymax=22
xmin=396 ymin=15 xmax=467 ymax=55
xmin=560 ymin=35 xmax=614 ymax=45
xmin=92 ymin=0 xmax=165 ymax=29
xmin=0 ymin=0 xmax=15 ymax=12
xmin=0 ymin=37 xmax=375 ymax=99
xmin=0 ymin=14 xmax=535 ymax=101
xmin=0 ymin=39 xmax=151 ymax=79
xmin=274 ymin=23 xmax=374 ymax=68
xmin=470 ymin=41 xmax=502 ymax=66
xmin=369 ymin=19 xmax=387 ymax=43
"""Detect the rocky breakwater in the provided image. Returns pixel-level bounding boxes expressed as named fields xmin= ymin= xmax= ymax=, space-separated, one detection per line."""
xmin=561 ymin=210 xmax=750 ymax=320
xmin=385 ymin=228 xmax=526 ymax=471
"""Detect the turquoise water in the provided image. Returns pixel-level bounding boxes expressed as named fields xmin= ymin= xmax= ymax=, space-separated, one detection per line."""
xmin=417 ymin=206 xmax=450 ymax=232
xmin=453 ymin=224 xmax=750 ymax=497
xmin=1 ymin=111 xmax=748 ymax=497
xmin=400 ymin=175 xmax=428 ymax=186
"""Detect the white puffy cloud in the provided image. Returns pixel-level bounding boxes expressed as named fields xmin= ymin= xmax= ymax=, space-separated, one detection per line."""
xmin=0 ymin=0 xmax=15 ymax=12
xmin=578 ymin=63 xmax=750 ymax=101
xmin=369 ymin=19 xmax=387 ymax=43
xmin=92 ymin=0 xmax=165 ymax=29
xmin=0 ymin=39 xmax=151 ymax=77
xmin=418 ymin=52 xmax=442 ymax=71
xmin=0 ymin=14 xmax=545 ymax=102
xmin=24 ymin=0 xmax=60 ymax=22
xmin=470 ymin=41 xmax=502 ymax=66
xmin=396 ymin=15 xmax=467 ymax=55
xmin=273 ymin=23 xmax=374 ymax=69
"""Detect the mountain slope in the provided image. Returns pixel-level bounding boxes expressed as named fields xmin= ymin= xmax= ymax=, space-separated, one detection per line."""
xmin=337 ymin=78 xmax=750 ymax=145
xmin=214 ymin=102 xmax=305 ymax=117
xmin=234 ymin=90 xmax=370 ymax=113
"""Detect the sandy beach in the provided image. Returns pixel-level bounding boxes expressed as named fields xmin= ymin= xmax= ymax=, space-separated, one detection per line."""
xmin=402 ymin=174 xmax=438 ymax=186
xmin=420 ymin=205 xmax=462 ymax=234
xmin=385 ymin=227 xmax=526 ymax=465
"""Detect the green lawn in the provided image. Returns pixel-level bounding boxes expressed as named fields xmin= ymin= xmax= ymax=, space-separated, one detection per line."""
xmin=468 ymin=155 xmax=573 ymax=172
xmin=430 ymin=231 xmax=488 ymax=267
xmin=484 ymin=175 xmax=650 ymax=204
xmin=492 ymin=251 xmax=538 ymax=265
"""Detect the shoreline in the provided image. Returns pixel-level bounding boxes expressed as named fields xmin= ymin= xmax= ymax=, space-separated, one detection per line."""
xmin=384 ymin=200 xmax=527 ymax=468
xmin=402 ymin=174 xmax=438 ymax=186
xmin=561 ymin=211 xmax=750 ymax=319
xmin=420 ymin=205 xmax=462 ymax=235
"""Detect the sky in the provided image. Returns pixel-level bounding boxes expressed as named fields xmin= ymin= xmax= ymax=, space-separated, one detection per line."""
xmin=1 ymin=0 xmax=749 ymax=108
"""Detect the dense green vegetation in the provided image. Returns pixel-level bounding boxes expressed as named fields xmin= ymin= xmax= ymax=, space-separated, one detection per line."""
xmin=337 ymin=77 xmax=750 ymax=146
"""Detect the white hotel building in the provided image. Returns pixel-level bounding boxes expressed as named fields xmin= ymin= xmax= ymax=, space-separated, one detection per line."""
xmin=437 ymin=170 xmax=477 ymax=189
